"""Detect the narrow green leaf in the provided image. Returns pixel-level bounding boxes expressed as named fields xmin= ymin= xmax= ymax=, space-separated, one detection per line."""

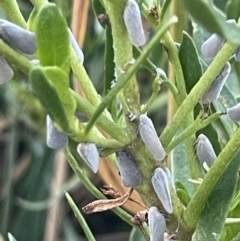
xmin=192 ymin=152 xmax=240 ymax=241
xmin=179 ymin=32 xmax=202 ymax=93
xmin=65 ymin=193 xmax=96 ymax=241
xmin=172 ymin=138 xmax=195 ymax=196
xmin=176 ymin=188 xmax=191 ymax=207
xmin=182 ymin=0 xmax=240 ymax=44
xmin=30 ymin=66 xmax=77 ymax=134
xmin=35 ymin=3 xmax=70 ymax=72
xmin=226 ymin=0 xmax=240 ymax=21
xmin=92 ymin=0 xmax=106 ymax=27
xmin=129 ymin=228 xmax=147 ymax=241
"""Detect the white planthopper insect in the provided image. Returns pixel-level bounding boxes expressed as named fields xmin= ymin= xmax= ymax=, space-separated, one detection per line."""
xmin=235 ymin=47 xmax=240 ymax=62
xmin=0 ymin=19 xmax=36 ymax=54
xmin=227 ymin=103 xmax=240 ymax=122
xmin=201 ymin=19 xmax=236 ymax=60
xmin=148 ymin=207 xmax=166 ymax=241
xmin=195 ymin=134 xmax=216 ymax=168
xmin=200 ymin=62 xmax=231 ymax=105
xmin=151 ymin=167 xmax=173 ymax=214
xmin=201 ymin=33 xmax=224 ymax=60
xmin=75 ymin=110 xmax=89 ymax=123
xmin=46 ymin=115 xmax=68 ymax=149
xmin=77 ymin=143 xmax=99 ymax=173
xmin=0 ymin=56 xmax=14 ymax=84
xmin=155 ymin=67 xmax=167 ymax=79
xmin=138 ymin=114 xmax=166 ymax=162
xmin=116 ymin=150 xmax=142 ymax=187
xmin=123 ymin=0 xmax=146 ymax=46
xmin=68 ymin=28 xmax=84 ymax=64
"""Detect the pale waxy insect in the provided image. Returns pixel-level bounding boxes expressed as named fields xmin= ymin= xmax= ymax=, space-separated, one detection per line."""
xmin=0 ymin=19 xmax=36 ymax=54
xmin=200 ymin=62 xmax=231 ymax=104
xmin=75 ymin=110 xmax=89 ymax=123
xmin=156 ymin=67 xmax=167 ymax=79
xmin=138 ymin=114 xmax=166 ymax=162
xmin=235 ymin=47 xmax=240 ymax=62
xmin=151 ymin=167 xmax=173 ymax=214
xmin=77 ymin=143 xmax=99 ymax=173
xmin=195 ymin=134 xmax=216 ymax=168
xmin=123 ymin=0 xmax=146 ymax=46
xmin=148 ymin=207 xmax=166 ymax=241
xmin=0 ymin=56 xmax=14 ymax=84
xmin=46 ymin=115 xmax=68 ymax=149
xmin=116 ymin=150 xmax=142 ymax=187
xmin=68 ymin=28 xmax=84 ymax=64
xmin=201 ymin=19 xmax=236 ymax=60
xmin=227 ymin=103 xmax=240 ymax=122
xmin=201 ymin=33 xmax=224 ymax=60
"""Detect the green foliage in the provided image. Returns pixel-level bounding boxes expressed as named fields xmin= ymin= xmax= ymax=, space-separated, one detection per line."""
xmin=1 ymin=0 xmax=240 ymax=241
xmin=182 ymin=0 xmax=240 ymax=44
xmin=179 ymin=32 xmax=202 ymax=94
xmin=35 ymin=3 xmax=70 ymax=72
xmin=30 ymin=66 xmax=77 ymax=134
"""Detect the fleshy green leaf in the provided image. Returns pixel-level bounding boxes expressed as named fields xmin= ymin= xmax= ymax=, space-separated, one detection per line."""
xmin=129 ymin=228 xmax=147 ymax=241
xmin=176 ymin=188 xmax=191 ymax=207
xmin=226 ymin=0 xmax=240 ymax=21
xmin=35 ymin=3 xmax=70 ymax=72
xmin=182 ymin=0 xmax=240 ymax=44
xmin=171 ymin=136 xmax=195 ymax=196
xmin=192 ymin=152 xmax=240 ymax=241
xmin=179 ymin=32 xmax=202 ymax=93
xmin=30 ymin=66 xmax=77 ymax=134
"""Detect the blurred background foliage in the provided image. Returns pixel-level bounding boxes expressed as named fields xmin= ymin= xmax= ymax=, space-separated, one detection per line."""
xmin=0 ymin=0 xmax=239 ymax=240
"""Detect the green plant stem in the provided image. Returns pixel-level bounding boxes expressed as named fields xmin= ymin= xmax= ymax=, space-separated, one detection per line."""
xmin=63 ymin=146 xmax=143 ymax=230
xmin=0 ymin=0 xmax=26 ymax=28
xmin=71 ymin=48 xmax=102 ymax=108
xmin=73 ymin=129 xmax=124 ymax=149
xmin=160 ymin=0 xmax=172 ymax=21
xmin=29 ymin=0 xmax=48 ymax=10
xmin=132 ymin=48 xmax=180 ymax=97
xmin=161 ymin=8 xmax=200 ymax=180
xmin=85 ymin=16 xmax=178 ymax=134
xmin=0 ymin=124 xmax=17 ymax=238
xmin=71 ymin=90 xmax=130 ymax=144
xmin=167 ymin=112 xmax=221 ymax=152
xmin=183 ymin=127 xmax=240 ymax=229
xmin=0 ymin=40 xmax=33 ymax=74
xmin=141 ymin=76 xmax=161 ymax=113
xmin=132 ymin=46 xmax=157 ymax=73
xmin=161 ymin=41 xmax=238 ymax=148
xmin=161 ymin=78 xmax=179 ymax=97
xmin=65 ymin=192 xmax=97 ymax=241
xmin=104 ymin=0 xmax=140 ymax=113
xmin=163 ymin=32 xmax=187 ymax=102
